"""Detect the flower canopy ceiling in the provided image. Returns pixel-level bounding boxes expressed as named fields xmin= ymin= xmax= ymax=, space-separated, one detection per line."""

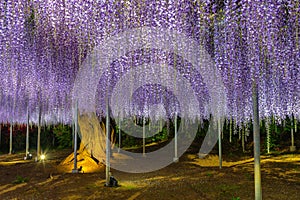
xmin=0 ymin=0 xmax=299 ymax=125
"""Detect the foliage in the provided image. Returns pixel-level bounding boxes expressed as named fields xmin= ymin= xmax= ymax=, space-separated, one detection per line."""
xmin=12 ymin=175 xmax=29 ymax=184
xmin=53 ymin=125 xmax=72 ymax=149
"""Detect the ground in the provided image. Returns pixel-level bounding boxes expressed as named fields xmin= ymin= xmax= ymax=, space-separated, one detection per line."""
xmin=0 ymin=149 xmax=299 ymax=200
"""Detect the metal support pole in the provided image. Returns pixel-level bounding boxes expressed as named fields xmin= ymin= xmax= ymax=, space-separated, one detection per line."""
xmin=26 ymin=107 xmax=29 ymax=157
xmin=105 ymin=101 xmax=111 ymax=186
xmin=218 ymin=118 xmax=222 ymax=169
xmin=143 ymin=116 xmax=146 ymax=157
xmin=174 ymin=112 xmax=178 ymax=162
xmin=0 ymin=124 xmax=1 ymax=148
xmin=290 ymin=117 xmax=296 ymax=151
xmin=72 ymin=120 xmax=74 ymax=149
xmin=72 ymin=102 xmax=78 ymax=173
xmin=118 ymin=117 xmax=121 ymax=153
xmin=242 ymin=127 xmax=245 ymax=153
xmin=37 ymin=107 xmax=41 ymax=159
xmin=9 ymin=121 xmax=13 ymax=154
xmin=252 ymin=82 xmax=262 ymax=200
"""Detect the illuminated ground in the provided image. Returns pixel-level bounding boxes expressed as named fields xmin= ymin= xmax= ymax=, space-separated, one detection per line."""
xmin=0 ymin=149 xmax=299 ymax=200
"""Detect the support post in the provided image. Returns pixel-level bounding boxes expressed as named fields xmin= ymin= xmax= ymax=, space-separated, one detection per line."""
xmin=26 ymin=107 xmax=29 ymax=157
xmin=37 ymin=107 xmax=41 ymax=159
xmin=290 ymin=117 xmax=296 ymax=152
xmin=174 ymin=112 xmax=178 ymax=162
xmin=218 ymin=118 xmax=222 ymax=169
xmin=266 ymin=118 xmax=270 ymax=154
xmin=118 ymin=117 xmax=121 ymax=153
xmin=72 ymin=102 xmax=79 ymax=173
xmin=252 ymin=82 xmax=262 ymax=200
xmin=105 ymin=100 xmax=111 ymax=186
xmin=0 ymin=124 xmax=1 ymax=149
xmin=143 ymin=116 xmax=146 ymax=157
xmin=72 ymin=120 xmax=74 ymax=149
xmin=9 ymin=121 xmax=13 ymax=154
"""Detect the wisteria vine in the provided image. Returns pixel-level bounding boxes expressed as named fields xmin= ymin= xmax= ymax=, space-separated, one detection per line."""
xmin=0 ymin=0 xmax=299 ymax=128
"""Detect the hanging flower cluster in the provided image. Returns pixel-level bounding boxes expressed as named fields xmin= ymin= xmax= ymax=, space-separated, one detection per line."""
xmin=214 ymin=0 xmax=299 ymax=126
xmin=0 ymin=0 xmax=299 ymax=126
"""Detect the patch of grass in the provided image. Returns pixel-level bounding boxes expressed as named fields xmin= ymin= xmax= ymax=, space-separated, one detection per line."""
xmin=12 ymin=175 xmax=29 ymax=184
xmin=216 ymin=184 xmax=241 ymax=199
xmin=190 ymin=182 xmax=210 ymax=193
xmin=217 ymin=184 xmax=240 ymax=191
xmin=118 ymin=182 xmax=139 ymax=190
xmin=245 ymin=173 xmax=252 ymax=181
xmin=85 ymin=183 xmax=97 ymax=189
xmin=206 ymin=172 xmax=213 ymax=177
xmin=121 ymin=184 xmax=137 ymax=190
xmin=232 ymin=196 xmax=241 ymax=200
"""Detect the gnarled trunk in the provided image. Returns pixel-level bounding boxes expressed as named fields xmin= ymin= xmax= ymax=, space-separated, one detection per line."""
xmin=59 ymin=113 xmax=115 ymax=173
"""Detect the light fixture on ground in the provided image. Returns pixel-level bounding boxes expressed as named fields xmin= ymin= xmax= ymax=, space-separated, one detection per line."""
xmin=40 ymin=154 xmax=46 ymax=161
xmin=24 ymin=153 xmax=33 ymax=160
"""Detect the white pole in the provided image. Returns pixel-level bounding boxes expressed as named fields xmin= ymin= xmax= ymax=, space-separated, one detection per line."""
xmin=26 ymin=107 xmax=29 ymax=157
xmin=290 ymin=118 xmax=296 ymax=152
xmin=9 ymin=121 xmax=13 ymax=154
xmin=72 ymin=120 xmax=74 ymax=148
xmin=252 ymin=82 xmax=262 ymax=200
xmin=218 ymin=118 xmax=222 ymax=169
xmin=291 ymin=128 xmax=294 ymax=146
xmin=105 ymin=100 xmax=111 ymax=186
xmin=266 ymin=118 xmax=270 ymax=154
xmin=174 ymin=112 xmax=178 ymax=162
xmin=118 ymin=117 xmax=121 ymax=153
xmin=37 ymin=107 xmax=41 ymax=159
xmin=143 ymin=116 xmax=146 ymax=157
xmin=72 ymin=101 xmax=78 ymax=173
xmin=0 ymin=124 xmax=1 ymax=148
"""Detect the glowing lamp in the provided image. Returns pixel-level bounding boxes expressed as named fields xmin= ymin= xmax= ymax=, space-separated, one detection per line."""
xmin=40 ymin=154 xmax=46 ymax=161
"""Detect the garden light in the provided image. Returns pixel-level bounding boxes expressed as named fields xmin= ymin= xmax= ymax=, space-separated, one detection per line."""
xmin=40 ymin=154 xmax=46 ymax=161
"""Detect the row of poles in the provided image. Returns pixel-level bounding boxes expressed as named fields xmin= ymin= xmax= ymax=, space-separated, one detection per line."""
xmin=0 ymin=102 xmax=223 ymax=187
xmin=0 ymin=93 xmax=259 ymax=199
xmin=0 ymin=106 xmax=42 ymax=160
xmin=70 ymin=101 xmax=186 ymax=187
xmin=0 ymin=110 xmax=223 ymax=183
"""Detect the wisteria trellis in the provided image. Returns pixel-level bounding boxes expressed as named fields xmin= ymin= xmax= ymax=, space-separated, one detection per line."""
xmin=0 ymin=0 xmax=299 ymax=126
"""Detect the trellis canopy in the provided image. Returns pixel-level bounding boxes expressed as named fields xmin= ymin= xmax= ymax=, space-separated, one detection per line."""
xmin=0 ymin=0 xmax=299 ymax=125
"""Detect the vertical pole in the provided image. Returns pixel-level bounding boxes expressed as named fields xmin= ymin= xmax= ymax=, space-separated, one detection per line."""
xmin=266 ymin=118 xmax=270 ymax=154
xmin=118 ymin=117 xmax=121 ymax=153
xmin=9 ymin=121 xmax=13 ymax=154
xmin=26 ymin=107 xmax=29 ymax=157
xmin=242 ymin=127 xmax=245 ymax=153
xmin=72 ymin=120 xmax=74 ymax=148
xmin=143 ymin=116 xmax=146 ymax=157
xmin=174 ymin=112 xmax=178 ymax=162
xmin=252 ymin=82 xmax=262 ymax=200
xmin=290 ymin=117 xmax=296 ymax=152
xmin=37 ymin=107 xmax=41 ymax=159
xmin=291 ymin=117 xmax=294 ymax=147
xmin=295 ymin=117 xmax=297 ymax=133
xmin=105 ymin=100 xmax=111 ymax=186
xmin=291 ymin=127 xmax=294 ymax=146
xmin=229 ymin=118 xmax=232 ymax=143
xmin=72 ymin=101 xmax=78 ymax=173
xmin=0 ymin=124 xmax=1 ymax=149
xmin=167 ymin=119 xmax=170 ymax=137
xmin=218 ymin=118 xmax=222 ymax=169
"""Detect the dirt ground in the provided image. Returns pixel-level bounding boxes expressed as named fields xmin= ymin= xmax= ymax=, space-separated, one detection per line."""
xmin=0 ymin=149 xmax=299 ymax=200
